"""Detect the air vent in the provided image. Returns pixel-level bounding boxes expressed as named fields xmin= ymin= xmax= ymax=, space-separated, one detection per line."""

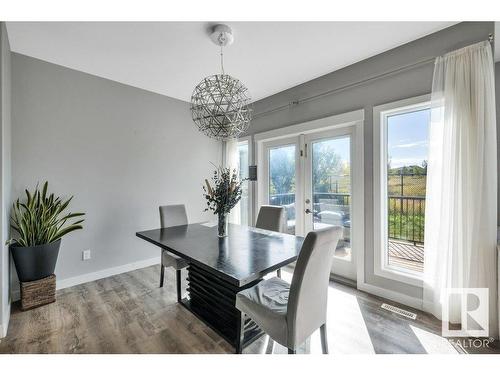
xmin=381 ymin=303 xmax=417 ymax=320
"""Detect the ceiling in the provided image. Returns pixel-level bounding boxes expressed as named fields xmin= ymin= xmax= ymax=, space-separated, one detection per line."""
xmin=6 ymin=22 xmax=457 ymax=102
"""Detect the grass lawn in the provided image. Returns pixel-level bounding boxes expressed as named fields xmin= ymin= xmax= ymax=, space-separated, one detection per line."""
xmin=388 ymin=174 xmax=426 ymax=197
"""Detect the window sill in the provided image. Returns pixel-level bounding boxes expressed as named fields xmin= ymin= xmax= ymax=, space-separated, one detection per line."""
xmin=374 ymin=263 xmax=424 ymax=288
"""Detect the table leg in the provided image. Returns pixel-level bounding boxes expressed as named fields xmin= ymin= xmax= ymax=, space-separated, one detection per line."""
xmin=179 ymin=264 xmax=264 ymax=351
xmin=235 ymin=312 xmax=245 ymax=354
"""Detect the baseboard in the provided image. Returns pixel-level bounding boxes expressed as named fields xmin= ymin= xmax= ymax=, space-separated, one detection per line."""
xmin=11 ymin=256 xmax=160 ymax=301
xmin=357 ymin=281 xmax=423 ymax=311
xmin=330 ymin=273 xmax=357 ymax=289
xmin=56 ymin=257 xmax=160 ymax=290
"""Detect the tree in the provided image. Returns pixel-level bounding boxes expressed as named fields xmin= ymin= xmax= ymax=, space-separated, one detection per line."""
xmin=312 ymin=143 xmax=343 ymax=193
xmin=268 ymin=144 xmax=345 ymax=197
xmin=269 ymin=147 xmax=296 ymax=195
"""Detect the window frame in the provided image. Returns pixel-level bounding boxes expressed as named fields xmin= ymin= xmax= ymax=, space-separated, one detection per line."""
xmin=260 ymin=136 xmax=303 ymax=234
xmin=373 ymin=94 xmax=430 ymax=287
xmin=237 ymin=136 xmax=252 ymax=226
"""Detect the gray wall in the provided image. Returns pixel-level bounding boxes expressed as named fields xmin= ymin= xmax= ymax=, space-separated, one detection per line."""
xmin=11 ymin=53 xmax=221 ymax=290
xmin=496 ymin=62 xmax=500 ymax=226
xmin=248 ymin=22 xmax=494 ymax=299
xmin=0 ymin=22 xmax=12 ymax=337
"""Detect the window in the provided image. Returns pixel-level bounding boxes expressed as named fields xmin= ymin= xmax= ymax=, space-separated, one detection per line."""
xmin=237 ymin=139 xmax=250 ymax=226
xmin=310 ymin=136 xmax=351 ymax=260
xmin=374 ymin=95 xmax=430 ymax=285
xmin=268 ymin=144 xmax=296 ymax=234
xmin=255 ymin=109 xmax=365 ymax=281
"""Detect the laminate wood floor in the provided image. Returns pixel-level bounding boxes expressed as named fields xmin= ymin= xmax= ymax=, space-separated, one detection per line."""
xmin=0 ymin=265 xmax=498 ymax=354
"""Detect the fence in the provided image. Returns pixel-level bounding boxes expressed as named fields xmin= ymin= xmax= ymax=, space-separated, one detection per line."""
xmin=388 ymin=196 xmax=425 ymax=244
xmin=388 ymin=172 xmax=426 ymax=197
xmin=269 ymin=172 xmax=426 ymax=244
xmin=269 ymin=193 xmax=296 ymax=206
xmin=269 ymin=192 xmax=351 ymax=207
xmin=387 ymin=172 xmax=426 ymax=244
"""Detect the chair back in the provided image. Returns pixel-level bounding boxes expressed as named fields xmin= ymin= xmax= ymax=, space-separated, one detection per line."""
xmin=255 ymin=205 xmax=285 ymax=232
xmin=159 ymin=204 xmax=188 ymax=228
xmin=286 ymin=226 xmax=343 ymax=348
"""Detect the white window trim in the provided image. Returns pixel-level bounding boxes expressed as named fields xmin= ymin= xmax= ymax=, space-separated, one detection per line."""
xmin=373 ymin=94 xmax=430 ymax=287
xmin=254 ymin=109 xmax=364 ymax=143
xmin=254 ymin=109 xmax=364 ymax=282
xmin=254 ymin=109 xmax=364 ymax=222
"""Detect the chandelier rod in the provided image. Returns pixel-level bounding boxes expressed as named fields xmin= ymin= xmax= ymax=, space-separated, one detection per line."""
xmin=220 ymin=45 xmax=225 ymax=75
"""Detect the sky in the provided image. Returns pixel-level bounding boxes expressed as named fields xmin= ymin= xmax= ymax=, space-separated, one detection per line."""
xmin=263 ymin=108 xmax=430 ymax=182
xmin=313 ymin=136 xmax=350 ymax=168
xmin=387 ymin=108 xmax=430 ymax=169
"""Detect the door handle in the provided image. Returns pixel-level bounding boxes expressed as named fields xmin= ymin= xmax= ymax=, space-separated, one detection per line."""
xmin=305 ymin=208 xmax=312 ymax=214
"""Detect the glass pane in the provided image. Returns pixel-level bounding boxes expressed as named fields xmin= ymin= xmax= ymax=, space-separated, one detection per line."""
xmin=311 ymin=137 xmax=351 ymax=260
xmin=386 ymin=108 xmax=430 ymax=272
xmin=237 ymin=142 xmax=249 ymax=226
xmin=268 ymin=145 xmax=296 ymax=234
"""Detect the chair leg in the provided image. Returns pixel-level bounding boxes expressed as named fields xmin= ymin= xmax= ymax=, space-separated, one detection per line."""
xmin=277 ymin=268 xmax=282 ymax=278
xmin=235 ymin=312 xmax=245 ymax=354
xmin=288 ymin=348 xmax=296 ymax=354
xmin=265 ymin=337 xmax=275 ymax=354
xmin=176 ymin=269 xmax=182 ymax=303
xmin=320 ymin=323 xmax=329 ymax=354
xmin=159 ymin=265 xmax=165 ymax=288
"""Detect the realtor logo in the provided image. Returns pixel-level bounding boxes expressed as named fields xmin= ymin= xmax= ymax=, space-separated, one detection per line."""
xmin=442 ymin=288 xmax=489 ymax=337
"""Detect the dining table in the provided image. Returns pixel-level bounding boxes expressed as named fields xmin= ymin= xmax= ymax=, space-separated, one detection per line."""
xmin=136 ymin=222 xmax=304 ymax=353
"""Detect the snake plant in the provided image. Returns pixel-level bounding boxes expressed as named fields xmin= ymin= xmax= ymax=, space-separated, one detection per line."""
xmin=7 ymin=181 xmax=85 ymax=247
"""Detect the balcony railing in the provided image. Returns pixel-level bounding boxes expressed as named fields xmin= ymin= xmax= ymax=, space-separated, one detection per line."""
xmin=269 ymin=192 xmax=425 ymax=244
xmin=388 ymin=195 xmax=425 ymax=244
xmin=269 ymin=193 xmax=296 ymax=206
xmin=269 ymin=192 xmax=350 ymax=206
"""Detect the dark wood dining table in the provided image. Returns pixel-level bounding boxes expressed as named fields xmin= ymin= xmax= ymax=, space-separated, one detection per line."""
xmin=136 ymin=222 xmax=304 ymax=352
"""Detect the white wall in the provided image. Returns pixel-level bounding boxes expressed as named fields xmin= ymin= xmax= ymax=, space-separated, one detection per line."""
xmin=0 ymin=22 xmax=12 ymax=337
xmin=11 ymin=53 xmax=221 ymax=292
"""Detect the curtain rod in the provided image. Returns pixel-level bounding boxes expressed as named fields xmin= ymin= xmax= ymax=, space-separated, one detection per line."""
xmin=253 ymin=34 xmax=494 ymax=120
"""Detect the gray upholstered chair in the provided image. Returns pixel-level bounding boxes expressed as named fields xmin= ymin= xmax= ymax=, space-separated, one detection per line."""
xmin=235 ymin=226 xmax=343 ymax=354
xmin=159 ymin=204 xmax=189 ymax=302
xmin=256 ymin=205 xmax=285 ymax=232
xmin=255 ymin=205 xmax=286 ymax=277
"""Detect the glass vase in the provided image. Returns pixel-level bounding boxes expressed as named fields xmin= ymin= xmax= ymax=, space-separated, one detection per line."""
xmin=218 ymin=212 xmax=228 ymax=237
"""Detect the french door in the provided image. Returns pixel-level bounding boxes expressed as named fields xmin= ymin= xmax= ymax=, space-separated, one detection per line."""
xmin=303 ymin=129 xmax=356 ymax=279
xmin=260 ymin=127 xmax=358 ymax=280
xmin=260 ymin=136 xmax=303 ymax=235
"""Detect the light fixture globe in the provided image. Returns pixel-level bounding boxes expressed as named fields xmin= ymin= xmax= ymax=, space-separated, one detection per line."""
xmin=190 ymin=74 xmax=252 ymax=140
xmin=190 ymin=24 xmax=252 ymax=140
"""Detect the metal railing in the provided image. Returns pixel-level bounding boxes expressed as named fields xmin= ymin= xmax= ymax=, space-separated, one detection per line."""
xmin=388 ymin=196 xmax=425 ymax=244
xmin=270 ymin=191 xmax=425 ymax=245
xmin=388 ymin=171 xmax=426 ymax=244
xmin=313 ymin=192 xmax=350 ymax=206
xmin=269 ymin=193 xmax=296 ymax=206
xmin=269 ymin=192 xmax=350 ymax=206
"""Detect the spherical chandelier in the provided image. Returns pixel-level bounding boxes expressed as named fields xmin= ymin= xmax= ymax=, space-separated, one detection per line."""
xmin=190 ymin=24 xmax=252 ymax=140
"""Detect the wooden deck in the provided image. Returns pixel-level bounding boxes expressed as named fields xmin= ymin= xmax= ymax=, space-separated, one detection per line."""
xmin=388 ymin=240 xmax=423 ymax=273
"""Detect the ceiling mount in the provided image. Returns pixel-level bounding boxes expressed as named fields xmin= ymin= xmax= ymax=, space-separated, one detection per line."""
xmin=210 ymin=24 xmax=234 ymax=47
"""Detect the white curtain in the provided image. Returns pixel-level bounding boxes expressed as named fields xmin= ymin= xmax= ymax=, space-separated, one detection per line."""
xmin=423 ymin=41 xmax=498 ymax=338
xmin=224 ymin=139 xmax=241 ymax=224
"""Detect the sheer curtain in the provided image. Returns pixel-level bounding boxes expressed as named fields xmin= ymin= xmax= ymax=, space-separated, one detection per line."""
xmin=423 ymin=41 xmax=498 ymax=338
xmin=224 ymin=139 xmax=241 ymax=224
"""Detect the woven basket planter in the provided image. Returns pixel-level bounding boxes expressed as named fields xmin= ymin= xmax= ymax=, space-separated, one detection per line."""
xmin=20 ymin=274 xmax=56 ymax=311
